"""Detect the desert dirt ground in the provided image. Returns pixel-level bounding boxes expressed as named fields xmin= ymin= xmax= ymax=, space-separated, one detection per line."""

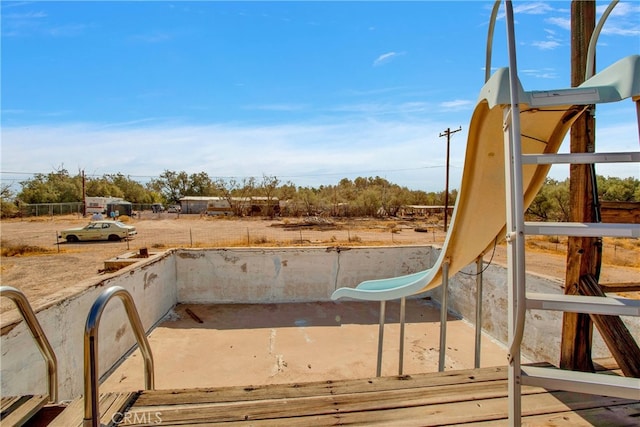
xmin=1 ymin=213 xmax=638 ymax=319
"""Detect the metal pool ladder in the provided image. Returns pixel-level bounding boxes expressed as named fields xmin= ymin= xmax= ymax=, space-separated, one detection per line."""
xmin=83 ymin=285 xmax=155 ymax=427
xmin=0 ymin=285 xmax=58 ymax=403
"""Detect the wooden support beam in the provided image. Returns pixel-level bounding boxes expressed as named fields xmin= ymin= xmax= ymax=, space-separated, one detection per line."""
xmin=560 ymin=0 xmax=597 ymax=373
xmin=599 ymin=282 xmax=640 ymax=294
xmin=579 ymin=274 xmax=640 ymax=378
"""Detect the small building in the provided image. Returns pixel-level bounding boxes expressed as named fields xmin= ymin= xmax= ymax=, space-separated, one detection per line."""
xmin=178 ymin=196 xmax=215 ymax=214
xmin=401 ymin=205 xmax=454 ymax=217
xmin=178 ymin=196 xmax=279 ymax=216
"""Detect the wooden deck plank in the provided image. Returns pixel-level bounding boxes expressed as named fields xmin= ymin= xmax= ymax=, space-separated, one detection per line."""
xmin=1 ymin=395 xmax=23 ymax=411
xmin=121 ymin=379 xmax=636 ymax=426
xmin=124 ymin=380 xmax=518 ymax=425
xmin=49 ymin=392 xmax=136 ymax=427
xmin=0 ymin=394 xmax=48 ymax=426
xmin=133 ymin=365 xmax=510 ymax=406
xmin=463 ymin=402 xmax=640 ymax=426
xmin=61 ymin=359 xmax=636 ymax=426
xmin=133 ymin=358 xmax=623 ymax=408
xmin=120 ymin=392 xmax=637 ymax=426
xmin=48 ymin=395 xmax=83 ymax=427
xmin=101 ymin=392 xmax=139 ymax=426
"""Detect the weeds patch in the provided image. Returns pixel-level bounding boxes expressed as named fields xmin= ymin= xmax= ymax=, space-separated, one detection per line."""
xmin=1 ymin=241 xmax=55 ymax=257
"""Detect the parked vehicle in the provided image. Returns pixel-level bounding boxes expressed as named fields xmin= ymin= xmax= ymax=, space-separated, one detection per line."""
xmin=85 ymin=196 xmax=125 ymax=215
xmin=58 ymin=220 xmax=137 ymax=242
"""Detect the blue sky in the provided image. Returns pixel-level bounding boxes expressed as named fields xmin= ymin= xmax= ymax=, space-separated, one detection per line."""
xmin=2 ymin=1 xmax=639 ymax=193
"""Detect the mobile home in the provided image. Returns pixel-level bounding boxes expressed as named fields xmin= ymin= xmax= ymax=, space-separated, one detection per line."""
xmin=84 ymin=197 xmax=125 ymax=215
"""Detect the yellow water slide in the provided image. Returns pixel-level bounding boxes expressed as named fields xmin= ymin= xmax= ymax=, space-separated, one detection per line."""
xmin=332 ymin=54 xmax=640 ymax=302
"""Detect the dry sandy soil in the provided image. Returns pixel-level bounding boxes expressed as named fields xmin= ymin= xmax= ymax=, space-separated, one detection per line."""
xmin=1 ymin=214 xmax=638 ymax=318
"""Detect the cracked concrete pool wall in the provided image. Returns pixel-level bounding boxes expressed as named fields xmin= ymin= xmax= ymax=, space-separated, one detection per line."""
xmin=2 ymin=245 xmax=637 ymax=401
xmin=1 ymin=251 xmax=177 ymax=401
xmin=175 ymin=246 xmax=436 ymax=303
xmin=438 ymin=260 xmax=640 ymax=367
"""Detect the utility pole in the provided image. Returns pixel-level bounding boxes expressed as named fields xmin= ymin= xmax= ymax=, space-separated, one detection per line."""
xmin=438 ymin=126 xmax=461 ymax=232
xmin=82 ymin=170 xmax=86 ymax=217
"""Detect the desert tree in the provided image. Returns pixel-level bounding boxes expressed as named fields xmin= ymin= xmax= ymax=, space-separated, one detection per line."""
xmin=0 ymin=183 xmax=19 ymax=218
xmin=187 ymin=172 xmax=216 ymax=197
xmin=215 ymin=177 xmax=256 ymax=216
xmin=18 ymin=167 xmax=82 ymax=203
xmin=259 ymin=174 xmax=280 ymax=217
xmin=149 ymin=170 xmax=190 ymax=204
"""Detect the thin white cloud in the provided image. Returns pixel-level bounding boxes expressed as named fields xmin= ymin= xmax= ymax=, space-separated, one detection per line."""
xmin=600 ymin=1 xmax=640 ymax=36
xmin=521 ymin=68 xmax=558 ymax=79
xmin=439 ymin=100 xmax=474 ymax=111
xmin=545 ymin=2 xmax=640 ymax=37
xmin=531 ymin=40 xmax=561 ymax=50
xmin=330 ymin=101 xmax=430 ymax=115
xmin=1 ymin=4 xmax=90 ymax=38
xmin=343 ymin=87 xmax=407 ymax=97
xmin=373 ymin=51 xmax=404 ymax=67
xmin=601 ymin=26 xmax=640 ymax=37
xmin=242 ymin=104 xmax=308 ymax=112
xmin=1 ymin=8 xmax=48 ymax=37
xmin=595 ymin=2 xmax=640 ymax=37
xmin=3 ymin=11 xmax=47 ymax=19
xmin=513 ymin=2 xmax=555 ymax=15
xmin=545 ymin=16 xmax=570 ymax=31
xmin=48 ymin=24 xmax=89 ymax=37
xmin=494 ymin=1 xmax=557 ymax=21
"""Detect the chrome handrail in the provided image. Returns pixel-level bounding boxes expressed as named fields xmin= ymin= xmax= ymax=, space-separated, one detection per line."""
xmin=0 ymin=286 xmax=58 ymax=403
xmin=83 ymin=286 xmax=154 ymax=427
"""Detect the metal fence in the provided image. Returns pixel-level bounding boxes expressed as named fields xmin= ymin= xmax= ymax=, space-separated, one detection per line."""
xmin=19 ymin=203 xmax=163 ymax=218
xmin=127 ymin=216 xmax=443 ymax=250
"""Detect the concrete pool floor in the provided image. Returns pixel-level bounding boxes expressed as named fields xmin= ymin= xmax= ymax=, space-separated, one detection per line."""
xmin=101 ymin=298 xmax=512 ymax=392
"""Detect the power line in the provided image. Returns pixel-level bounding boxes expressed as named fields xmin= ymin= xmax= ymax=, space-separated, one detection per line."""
xmin=0 ymin=164 xmax=461 ymax=181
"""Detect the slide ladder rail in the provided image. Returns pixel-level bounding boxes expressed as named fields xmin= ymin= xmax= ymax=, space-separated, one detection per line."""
xmin=484 ymin=0 xmax=502 ymax=84
xmin=502 ymin=1 xmax=640 ymax=425
xmin=0 ymin=286 xmax=58 ymax=403
xmin=83 ymin=286 xmax=155 ymax=427
xmin=585 ymin=0 xmax=619 ymax=81
xmin=501 ymin=2 xmax=527 ymax=423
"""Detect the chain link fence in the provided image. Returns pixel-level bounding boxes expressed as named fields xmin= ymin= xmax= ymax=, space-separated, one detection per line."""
xmin=127 ymin=214 xmax=443 ymax=250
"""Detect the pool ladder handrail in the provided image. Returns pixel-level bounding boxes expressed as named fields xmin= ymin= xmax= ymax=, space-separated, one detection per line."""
xmin=83 ymin=286 xmax=155 ymax=427
xmin=484 ymin=0 xmax=618 ymax=84
xmin=0 ymin=285 xmax=58 ymax=403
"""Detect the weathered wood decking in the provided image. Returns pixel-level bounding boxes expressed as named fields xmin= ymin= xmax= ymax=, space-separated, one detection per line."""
xmin=1 ymin=394 xmax=48 ymax=426
xmin=50 ymin=359 xmax=640 ymax=426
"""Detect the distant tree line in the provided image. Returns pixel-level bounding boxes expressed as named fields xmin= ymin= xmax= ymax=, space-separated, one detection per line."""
xmin=1 ymin=168 xmax=638 ymax=219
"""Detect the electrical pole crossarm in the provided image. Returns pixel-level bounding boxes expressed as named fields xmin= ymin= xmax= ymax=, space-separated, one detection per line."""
xmin=439 ymin=126 xmax=462 ymax=139
xmin=438 ymin=126 xmax=462 ymax=232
